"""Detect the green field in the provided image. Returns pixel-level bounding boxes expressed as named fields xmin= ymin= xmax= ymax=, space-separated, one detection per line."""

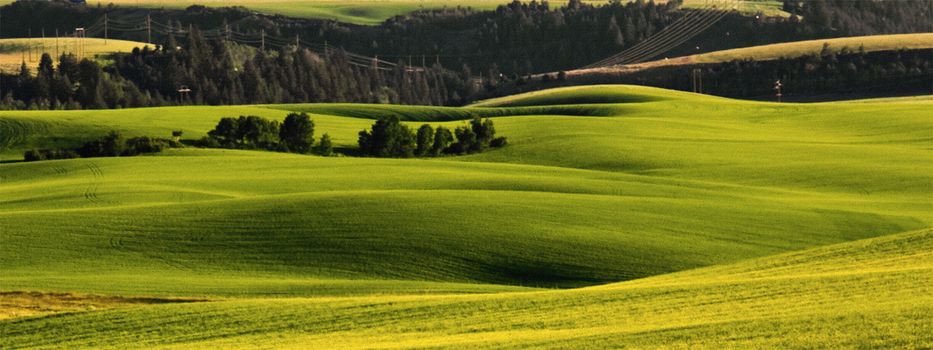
xmin=571 ymin=33 xmax=933 ymax=75
xmin=1 ymin=85 xmax=931 ymax=347
xmin=0 ymin=0 xmax=785 ymax=24
xmin=0 ymin=38 xmax=151 ymax=73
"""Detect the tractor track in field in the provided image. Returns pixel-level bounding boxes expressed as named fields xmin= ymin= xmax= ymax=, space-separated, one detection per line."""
xmin=83 ymin=162 xmax=103 ymax=203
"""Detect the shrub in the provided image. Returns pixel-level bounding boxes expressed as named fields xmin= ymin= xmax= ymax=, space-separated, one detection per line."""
xmin=490 ymin=136 xmax=509 ymax=148
xmin=23 ymin=149 xmax=44 ymax=162
xmin=432 ymin=126 xmax=453 ymax=156
xmin=470 ymin=117 xmax=496 ymax=152
xmin=280 ymin=112 xmax=315 ymax=153
xmin=50 ymin=149 xmax=79 ymax=159
xmin=238 ymin=116 xmax=280 ymax=150
xmin=415 ymin=124 xmax=435 ymax=157
xmin=207 ymin=117 xmax=240 ymax=147
xmin=449 ymin=125 xmax=477 ymax=155
xmin=124 ymin=137 xmax=170 ymax=156
xmin=198 ymin=136 xmax=221 ymax=148
xmin=314 ymin=133 xmax=334 ymax=156
xmin=358 ymin=116 xmax=416 ymax=158
xmin=208 ymin=116 xmax=280 ymax=150
xmin=24 ymin=148 xmax=80 ymax=162
xmin=100 ymin=131 xmax=126 ymax=157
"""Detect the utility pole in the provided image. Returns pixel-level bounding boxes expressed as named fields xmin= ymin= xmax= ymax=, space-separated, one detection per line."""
xmin=146 ymin=14 xmax=151 ymax=44
xmin=324 ymin=40 xmax=328 ymax=56
xmin=774 ymin=80 xmax=783 ymax=102
xmin=295 ymin=34 xmax=300 ymax=48
xmin=74 ymin=28 xmax=87 ymax=60
xmin=260 ymin=29 xmax=265 ymax=51
xmin=55 ymin=29 xmax=59 ymax=57
xmin=690 ymin=68 xmax=703 ymax=94
xmin=698 ymin=69 xmax=703 ymax=94
xmin=691 ymin=68 xmax=697 ymax=93
xmin=224 ymin=23 xmax=230 ymax=41
xmin=178 ymin=85 xmax=192 ymax=103
xmin=373 ymin=55 xmax=378 ymax=71
xmin=104 ymin=13 xmax=108 ymax=44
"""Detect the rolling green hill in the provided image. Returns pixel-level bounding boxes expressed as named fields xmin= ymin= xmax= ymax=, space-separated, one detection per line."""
xmin=1 ymin=85 xmax=930 ymax=347
xmin=2 ymin=228 xmax=928 ymax=348
xmin=0 ymin=0 xmax=785 ymax=25
xmin=568 ymin=33 xmax=933 ymax=76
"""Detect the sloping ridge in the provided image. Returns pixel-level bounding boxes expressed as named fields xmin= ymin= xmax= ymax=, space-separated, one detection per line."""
xmin=1 ymin=229 xmax=928 ymax=348
xmin=469 ymin=84 xmax=719 ymax=107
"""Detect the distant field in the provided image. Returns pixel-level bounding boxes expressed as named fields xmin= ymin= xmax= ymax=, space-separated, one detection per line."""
xmin=1 ymin=85 xmax=930 ymax=347
xmin=571 ymin=33 xmax=933 ymax=75
xmin=0 ymin=0 xmax=785 ymax=24
xmin=0 ymin=38 xmax=150 ymax=73
xmin=682 ymin=0 xmax=788 ymax=17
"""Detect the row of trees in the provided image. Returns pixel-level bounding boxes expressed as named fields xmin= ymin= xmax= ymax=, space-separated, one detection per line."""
xmin=575 ymin=47 xmax=932 ymax=101
xmin=358 ymin=116 xmax=506 ymax=158
xmin=1 ymin=53 xmax=150 ymax=110
xmin=24 ymin=131 xmax=179 ymax=161
xmin=6 ymin=0 xmax=927 ymax=76
xmin=0 ymin=33 xmax=476 ymax=110
xmin=204 ymin=112 xmax=333 ymax=156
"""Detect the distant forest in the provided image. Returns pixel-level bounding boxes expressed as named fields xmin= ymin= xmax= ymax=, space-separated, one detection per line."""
xmin=528 ymin=47 xmax=933 ymax=102
xmin=0 ymin=0 xmax=930 ymax=109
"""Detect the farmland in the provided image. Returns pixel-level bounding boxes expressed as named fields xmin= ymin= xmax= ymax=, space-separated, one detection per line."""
xmin=0 ymin=38 xmax=150 ymax=73
xmin=0 ymin=0 xmax=786 ymax=25
xmin=569 ymin=33 xmax=933 ymax=76
xmin=1 ymin=85 xmax=931 ymax=347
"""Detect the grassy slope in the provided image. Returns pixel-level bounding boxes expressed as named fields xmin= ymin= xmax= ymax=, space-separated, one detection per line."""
xmin=0 ymin=85 xmax=930 ymax=347
xmin=0 ymin=1 xmax=784 ymax=24
xmin=0 ymin=38 xmax=150 ymax=73
xmin=569 ymin=33 xmax=933 ymax=76
xmin=2 ymin=150 xmax=923 ymax=294
xmin=0 ymin=0 xmax=563 ymax=25
xmin=687 ymin=33 xmax=933 ymax=64
xmin=2 ymin=229 xmax=929 ymax=348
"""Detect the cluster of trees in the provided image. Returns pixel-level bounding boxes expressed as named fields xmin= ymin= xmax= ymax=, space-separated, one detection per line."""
xmin=358 ymin=116 xmax=506 ymax=158
xmin=0 ymin=33 xmax=475 ymax=109
xmin=0 ymin=53 xmax=149 ymax=110
xmin=24 ymin=131 xmax=179 ymax=161
xmin=700 ymin=47 xmax=932 ymax=100
xmin=782 ymin=0 xmax=932 ymax=37
xmin=204 ymin=112 xmax=333 ymax=156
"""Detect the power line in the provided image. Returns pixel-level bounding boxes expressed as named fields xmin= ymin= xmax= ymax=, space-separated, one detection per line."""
xmin=583 ymin=0 xmax=737 ymax=69
xmin=585 ymin=2 xmax=716 ymax=68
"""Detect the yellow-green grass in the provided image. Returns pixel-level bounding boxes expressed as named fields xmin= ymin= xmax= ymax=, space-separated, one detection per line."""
xmin=0 ymin=1 xmax=785 ymax=24
xmin=571 ymin=33 xmax=933 ymax=75
xmin=0 ymin=85 xmax=931 ymax=347
xmin=0 ymin=0 xmax=578 ymax=25
xmin=1 ymin=229 xmax=929 ymax=348
xmin=682 ymin=0 xmax=788 ymax=17
xmin=687 ymin=33 xmax=933 ymax=64
xmin=0 ymin=38 xmax=151 ymax=73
